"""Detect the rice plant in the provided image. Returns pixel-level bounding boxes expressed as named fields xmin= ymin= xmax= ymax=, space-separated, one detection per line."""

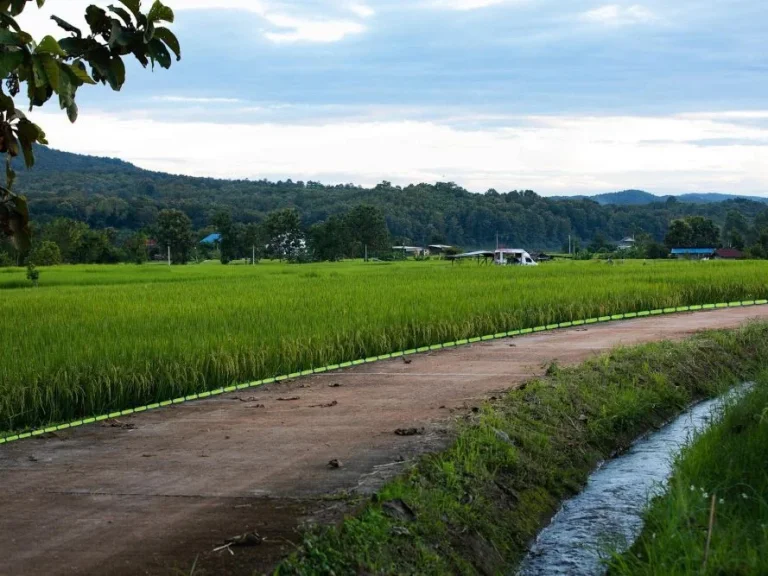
xmin=1 ymin=259 xmax=767 ymax=433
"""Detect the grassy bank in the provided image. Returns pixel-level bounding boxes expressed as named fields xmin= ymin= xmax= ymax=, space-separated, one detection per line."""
xmin=608 ymin=376 xmax=768 ymax=576
xmin=275 ymin=322 xmax=768 ymax=576
xmin=3 ymin=259 xmax=768 ymax=433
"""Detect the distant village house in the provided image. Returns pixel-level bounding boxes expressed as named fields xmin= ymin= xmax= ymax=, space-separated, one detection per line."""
xmin=617 ymin=237 xmax=636 ymax=250
xmin=671 ymin=247 xmax=744 ymax=260
xmin=671 ymin=248 xmax=716 ymax=260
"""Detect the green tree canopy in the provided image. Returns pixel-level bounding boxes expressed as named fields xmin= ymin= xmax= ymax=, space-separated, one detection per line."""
xmin=263 ymin=208 xmax=304 ymax=260
xmin=344 ymin=205 xmax=390 ymax=259
xmin=754 ymin=209 xmax=768 ymax=235
xmin=155 ymin=208 xmax=192 ymax=264
xmin=29 ymin=238 xmax=59 ymax=265
xmin=665 ymin=219 xmax=692 ymax=249
xmin=723 ymin=209 xmax=749 ymax=248
xmin=0 ymin=0 xmax=180 ymax=255
xmin=309 ymin=215 xmax=350 ymax=262
xmin=665 ymin=216 xmax=720 ymax=249
xmin=687 ymin=216 xmax=721 ymax=248
xmin=123 ymin=231 xmax=148 ymax=264
xmin=212 ymin=210 xmax=235 ymax=264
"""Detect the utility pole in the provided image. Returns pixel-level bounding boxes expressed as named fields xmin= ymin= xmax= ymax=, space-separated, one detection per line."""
xmin=167 ymin=246 xmax=171 ymax=267
xmin=364 ymin=244 xmax=368 ymax=262
xmin=252 ymin=245 xmax=256 ymax=265
xmin=569 ymin=235 xmax=572 ymax=256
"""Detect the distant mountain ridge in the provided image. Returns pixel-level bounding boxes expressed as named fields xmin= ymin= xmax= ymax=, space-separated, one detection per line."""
xmin=571 ymin=189 xmax=768 ymax=206
xmin=21 ymin=149 xmax=768 ymax=206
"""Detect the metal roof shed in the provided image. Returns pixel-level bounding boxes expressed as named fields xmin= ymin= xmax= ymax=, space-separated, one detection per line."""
xmin=671 ymin=248 xmax=716 ymax=259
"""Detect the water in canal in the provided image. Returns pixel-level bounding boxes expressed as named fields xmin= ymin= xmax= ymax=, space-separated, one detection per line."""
xmin=517 ymin=385 xmax=749 ymax=576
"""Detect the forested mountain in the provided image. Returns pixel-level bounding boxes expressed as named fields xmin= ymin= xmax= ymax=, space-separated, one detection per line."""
xmin=585 ymin=190 xmax=768 ymax=206
xmin=589 ymin=190 xmax=662 ymax=205
xmin=12 ymin=147 xmax=768 ymax=250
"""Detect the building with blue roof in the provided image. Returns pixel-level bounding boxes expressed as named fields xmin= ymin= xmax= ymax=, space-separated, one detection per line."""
xmin=671 ymin=248 xmax=716 ymax=260
xmin=200 ymin=233 xmax=222 ymax=245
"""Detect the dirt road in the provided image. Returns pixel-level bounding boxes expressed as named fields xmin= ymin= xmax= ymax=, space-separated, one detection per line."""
xmin=2 ymin=307 xmax=768 ymax=576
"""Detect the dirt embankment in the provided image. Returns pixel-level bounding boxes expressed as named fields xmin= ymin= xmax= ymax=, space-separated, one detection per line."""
xmin=2 ymin=306 xmax=768 ymax=575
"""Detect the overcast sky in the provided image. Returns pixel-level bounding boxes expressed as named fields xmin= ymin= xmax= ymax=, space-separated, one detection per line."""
xmin=18 ymin=0 xmax=768 ymax=195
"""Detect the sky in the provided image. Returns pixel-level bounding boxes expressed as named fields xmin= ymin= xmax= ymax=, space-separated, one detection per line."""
xmin=17 ymin=0 xmax=768 ymax=195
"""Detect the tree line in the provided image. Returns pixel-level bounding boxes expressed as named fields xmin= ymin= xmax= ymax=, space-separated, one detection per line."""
xmin=569 ymin=213 xmax=768 ymax=260
xmin=13 ymin=147 xmax=768 ymax=253
xmin=0 ymin=203 xmax=393 ymax=266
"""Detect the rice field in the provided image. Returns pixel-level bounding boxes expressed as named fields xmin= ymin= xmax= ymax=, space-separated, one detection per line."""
xmin=2 ymin=259 xmax=768 ymax=433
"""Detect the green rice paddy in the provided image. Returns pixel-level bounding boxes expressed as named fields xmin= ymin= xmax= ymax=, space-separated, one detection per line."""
xmin=1 ymin=259 xmax=767 ymax=433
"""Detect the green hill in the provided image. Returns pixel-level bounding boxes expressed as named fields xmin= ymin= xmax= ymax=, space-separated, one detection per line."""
xmin=11 ymin=147 xmax=768 ymax=249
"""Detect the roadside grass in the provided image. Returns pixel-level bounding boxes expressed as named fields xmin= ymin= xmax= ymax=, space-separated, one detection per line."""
xmin=607 ymin=376 xmax=768 ymax=576
xmin=2 ymin=259 xmax=768 ymax=434
xmin=274 ymin=323 xmax=768 ymax=576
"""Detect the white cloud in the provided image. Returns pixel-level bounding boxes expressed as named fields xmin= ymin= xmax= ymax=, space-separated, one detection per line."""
xmin=152 ymin=96 xmax=243 ymax=104
xmin=428 ymin=0 xmax=517 ymax=10
xmin=349 ymin=3 xmax=375 ymax=18
xmin=580 ymin=4 xmax=659 ymax=27
xmin=28 ymin=108 xmax=768 ymax=195
xmin=263 ymin=13 xmax=366 ymax=43
xmin=16 ymin=0 xmax=366 ymax=44
xmin=679 ymin=111 xmax=768 ymax=121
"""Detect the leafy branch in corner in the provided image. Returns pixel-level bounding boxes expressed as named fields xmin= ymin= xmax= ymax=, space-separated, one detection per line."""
xmin=0 ymin=0 xmax=180 ymax=253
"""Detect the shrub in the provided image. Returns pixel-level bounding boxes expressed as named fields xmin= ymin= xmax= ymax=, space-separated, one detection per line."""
xmin=30 ymin=241 xmax=62 ymax=266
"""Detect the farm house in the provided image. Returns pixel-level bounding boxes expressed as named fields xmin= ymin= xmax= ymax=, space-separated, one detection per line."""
xmin=714 ymin=248 xmax=744 ymax=260
xmin=393 ymin=246 xmax=428 ymax=257
xmin=670 ymin=248 xmax=716 ymax=260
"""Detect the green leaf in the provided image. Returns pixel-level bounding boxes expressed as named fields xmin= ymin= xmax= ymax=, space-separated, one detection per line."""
xmin=117 ymin=0 xmax=142 ymax=20
xmin=0 ymin=91 xmax=14 ymax=113
xmin=2 ymin=121 xmax=19 ymax=157
xmin=35 ymin=35 xmax=67 ymax=56
xmin=66 ymin=101 xmax=78 ymax=123
xmin=0 ymin=29 xmax=22 ymax=46
xmin=0 ymin=51 xmax=24 ymax=79
xmin=57 ymin=64 xmax=75 ymax=108
xmin=107 ymin=56 xmax=126 ymax=90
xmin=16 ymin=118 xmax=47 ymax=168
xmin=10 ymin=193 xmax=28 ymax=223
xmin=50 ymin=15 xmax=82 ymax=37
xmin=153 ymin=27 xmax=180 ymax=61
xmin=8 ymin=195 xmax=31 ymax=254
xmin=143 ymin=19 xmax=154 ymax=43
xmin=5 ymin=155 xmax=16 ymax=190
xmin=148 ymin=1 xmax=174 ymax=23
xmin=109 ymin=18 xmax=132 ymax=48
xmin=130 ymin=46 xmax=149 ymax=68
xmin=66 ymin=61 xmax=97 ymax=85
xmin=85 ymin=5 xmax=110 ymax=35
xmin=147 ymin=37 xmax=171 ymax=69
xmin=85 ymin=46 xmax=111 ymax=80
xmin=58 ymin=36 xmax=90 ymax=57
xmin=107 ymin=5 xmax=134 ymax=28
xmin=28 ymin=84 xmax=52 ymax=108
xmin=0 ymin=11 xmax=22 ymax=32
xmin=39 ymin=55 xmax=60 ymax=93
xmin=31 ymin=55 xmax=47 ymax=88
xmin=7 ymin=107 xmax=26 ymax=121
xmin=9 ymin=0 xmax=26 ymax=16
